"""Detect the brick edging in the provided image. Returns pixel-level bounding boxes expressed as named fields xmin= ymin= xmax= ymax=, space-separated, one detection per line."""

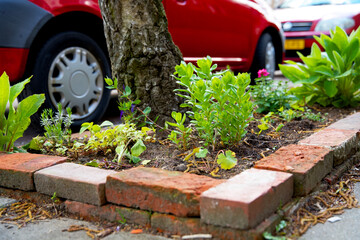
xmin=0 ymin=112 xmax=359 ymax=239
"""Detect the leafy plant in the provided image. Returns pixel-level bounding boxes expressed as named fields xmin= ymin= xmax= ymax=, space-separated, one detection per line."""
xmin=174 ymin=56 xmax=253 ymax=148
xmin=79 ymin=121 xmax=150 ymax=164
xmin=251 ymin=69 xmax=293 ymax=113
xmin=263 ymin=220 xmax=288 ymax=240
xmin=216 ymin=150 xmax=237 ymax=170
xmin=40 ymin=103 xmax=72 ymax=145
xmin=105 ymin=78 xmax=154 ymax=127
xmin=280 ymin=26 xmax=360 ymax=108
xmin=0 ymin=72 xmax=45 ymax=152
xmin=165 ymin=111 xmax=192 ymax=150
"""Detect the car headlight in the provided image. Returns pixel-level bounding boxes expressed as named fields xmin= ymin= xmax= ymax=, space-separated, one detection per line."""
xmin=315 ymin=17 xmax=355 ymax=32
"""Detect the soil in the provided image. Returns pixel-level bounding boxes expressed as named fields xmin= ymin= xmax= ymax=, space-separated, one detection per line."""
xmin=39 ymin=105 xmax=360 ymax=179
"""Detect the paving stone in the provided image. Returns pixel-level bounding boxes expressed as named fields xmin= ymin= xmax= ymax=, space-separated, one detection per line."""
xmin=299 ymin=129 xmax=359 ymax=166
xmin=326 ymin=112 xmax=360 ymax=131
xmin=255 ymin=144 xmax=333 ymax=196
xmin=106 ymin=167 xmax=224 ymax=217
xmin=65 ymin=200 xmax=150 ymax=226
xmin=0 ymin=153 xmax=66 ymax=191
xmin=200 ymin=168 xmax=293 ymax=230
xmin=35 ymin=163 xmax=116 ymax=206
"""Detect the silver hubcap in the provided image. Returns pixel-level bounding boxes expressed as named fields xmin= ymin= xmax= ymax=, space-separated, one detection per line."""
xmin=265 ymin=42 xmax=276 ymax=78
xmin=48 ymin=47 xmax=104 ymax=120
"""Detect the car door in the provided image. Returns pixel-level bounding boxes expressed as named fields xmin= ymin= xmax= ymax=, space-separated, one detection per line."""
xmin=163 ymin=0 xmax=255 ymax=70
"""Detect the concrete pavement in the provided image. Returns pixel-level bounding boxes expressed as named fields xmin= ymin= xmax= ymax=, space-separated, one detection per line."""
xmin=300 ymin=182 xmax=360 ymax=240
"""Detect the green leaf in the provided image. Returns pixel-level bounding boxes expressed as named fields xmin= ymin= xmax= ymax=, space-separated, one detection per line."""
xmin=124 ymin=86 xmax=131 ymax=96
xmin=104 ymin=77 xmax=113 ymax=86
xmin=85 ymin=160 xmax=99 ymax=167
xmin=130 ymin=139 xmax=146 ymax=157
xmin=141 ymin=159 xmax=151 ymax=165
xmin=0 ymin=72 xmax=10 ymax=119
xmin=195 ymin=148 xmax=208 ymax=158
xmin=9 ymin=77 xmax=31 ymax=111
xmin=80 ymin=122 xmax=92 ymax=134
xmin=91 ymin=124 xmax=101 ymax=133
xmin=100 ymin=120 xmax=113 ymax=128
xmin=217 ymin=150 xmax=237 ymax=170
xmin=324 ymin=80 xmax=338 ymax=97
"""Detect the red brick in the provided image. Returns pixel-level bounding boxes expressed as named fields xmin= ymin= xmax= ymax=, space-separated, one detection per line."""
xmin=326 ymin=112 xmax=360 ymax=131
xmin=105 ymin=167 xmax=224 ymax=217
xmin=255 ymin=144 xmax=333 ymax=196
xmin=200 ymin=169 xmax=293 ymax=230
xmin=151 ymin=212 xmax=279 ymax=240
xmin=65 ymin=200 xmax=150 ymax=226
xmin=0 ymin=153 xmax=66 ymax=191
xmin=35 ymin=163 xmax=116 ymax=206
xmin=299 ymin=129 xmax=359 ymax=166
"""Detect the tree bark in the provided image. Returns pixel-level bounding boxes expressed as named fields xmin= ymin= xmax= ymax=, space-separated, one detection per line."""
xmin=98 ymin=0 xmax=183 ymax=123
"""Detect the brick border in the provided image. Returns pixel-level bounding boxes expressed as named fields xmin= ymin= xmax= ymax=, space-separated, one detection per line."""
xmin=0 ymin=112 xmax=359 ymax=239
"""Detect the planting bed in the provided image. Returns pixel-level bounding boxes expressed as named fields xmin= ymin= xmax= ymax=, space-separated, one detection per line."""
xmin=1 ymin=108 xmax=360 ymax=239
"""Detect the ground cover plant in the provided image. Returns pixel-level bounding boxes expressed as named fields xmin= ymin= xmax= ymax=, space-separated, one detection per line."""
xmin=26 ymin=56 xmax=359 ymax=179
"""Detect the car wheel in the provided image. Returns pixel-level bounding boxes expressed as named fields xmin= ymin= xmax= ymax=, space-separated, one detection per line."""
xmin=251 ymin=33 xmax=276 ymax=79
xmin=22 ymin=31 xmax=111 ymax=128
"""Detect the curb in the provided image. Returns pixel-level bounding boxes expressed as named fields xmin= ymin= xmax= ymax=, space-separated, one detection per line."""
xmin=0 ymin=112 xmax=359 ymax=239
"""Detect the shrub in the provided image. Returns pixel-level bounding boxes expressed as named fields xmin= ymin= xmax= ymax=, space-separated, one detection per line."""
xmin=280 ymin=26 xmax=360 ymax=107
xmin=174 ymin=56 xmax=253 ymax=147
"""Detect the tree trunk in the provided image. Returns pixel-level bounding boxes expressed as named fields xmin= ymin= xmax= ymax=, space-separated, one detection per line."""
xmin=98 ymin=0 xmax=183 ymax=123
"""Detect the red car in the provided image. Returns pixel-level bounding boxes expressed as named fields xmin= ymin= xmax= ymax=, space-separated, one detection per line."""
xmin=0 ymin=0 xmax=284 ymax=127
xmin=275 ymin=0 xmax=360 ymax=62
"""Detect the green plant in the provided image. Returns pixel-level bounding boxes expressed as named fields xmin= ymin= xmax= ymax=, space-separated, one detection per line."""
xmin=165 ymin=111 xmax=192 ymax=150
xmin=79 ymin=121 xmax=150 ymax=164
xmin=51 ymin=192 xmax=60 ymax=203
xmin=40 ymin=103 xmax=72 ymax=145
xmin=105 ymin=78 xmax=155 ymax=127
xmin=174 ymin=56 xmax=253 ymax=148
xmin=0 ymin=72 xmax=45 ymax=152
xmin=263 ymin=220 xmax=288 ymax=240
xmin=251 ymin=69 xmax=293 ymax=113
xmin=280 ymin=26 xmax=360 ymax=108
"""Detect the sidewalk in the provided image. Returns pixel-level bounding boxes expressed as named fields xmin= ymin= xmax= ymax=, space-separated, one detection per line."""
xmin=300 ymin=181 xmax=360 ymax=240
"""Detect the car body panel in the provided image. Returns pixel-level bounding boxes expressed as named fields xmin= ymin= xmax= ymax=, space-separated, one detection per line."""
xmin=1 ymin=0 xmax=283 ymax=82
xmin=0 ymin=0 xmax=52 ymax=80
xmin=165 ymin=0 xmax=283 ymax=71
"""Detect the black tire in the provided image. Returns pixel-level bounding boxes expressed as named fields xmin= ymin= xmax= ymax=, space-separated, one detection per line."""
xmin=21 ymin=31 xmax=111 ymax=129
xmin=250 ymin=33 xmax=276 ymax=80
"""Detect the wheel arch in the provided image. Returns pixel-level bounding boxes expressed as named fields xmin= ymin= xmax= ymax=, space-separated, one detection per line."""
xmin=25 ymin=11 xmax=109 ymax=78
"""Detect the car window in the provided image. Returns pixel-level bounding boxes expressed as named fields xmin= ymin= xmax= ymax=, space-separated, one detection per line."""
xmin=278 ymin=0 xmax=360 ymax=8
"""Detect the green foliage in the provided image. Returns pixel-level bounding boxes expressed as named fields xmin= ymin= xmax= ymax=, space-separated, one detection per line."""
xmin=165 ymin=111 xmax=192 ymax=150
xmin=251 ymin=75 xmax=293 ymax=113
xmin=280 ymin=26 xmax=360 ymax=107
xmin=80 ymin=121 xmax=149 ymax=164
xmin=51 ymin=192 xmax=60 ymax=203
xmin=216 ymin=150 xmax=237 ymax=170
xmin=263 ymin=220 xmax=288 ymax=240
xmin=0 ymin=72 xmax=45 ymax=152
xmin=40 ymin=103 xmax=72 ymax=145
xmin=174 ymin=56 xmax=253 ymax=147
xmin=105 ymin=77 xmax=154 ymax=127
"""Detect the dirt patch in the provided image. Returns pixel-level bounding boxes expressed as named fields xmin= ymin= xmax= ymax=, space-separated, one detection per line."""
xmin=39 ymin=105 xmax=360 ymax=179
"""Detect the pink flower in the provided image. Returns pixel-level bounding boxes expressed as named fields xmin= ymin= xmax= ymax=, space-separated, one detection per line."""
xmin=257 ymin=69 xmax=269 ymax=78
